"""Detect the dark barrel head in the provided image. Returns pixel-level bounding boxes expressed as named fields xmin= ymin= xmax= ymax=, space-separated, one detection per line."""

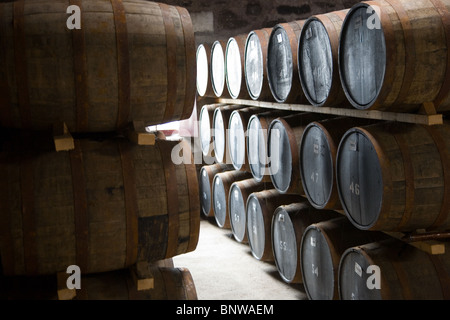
xmin=268 ymin=119 xmax=292 ymax=193
xmin=338 ymin=247 xmax=382 ymax=300
xmin=212 ymin=174 xmax=228 ymax=228
xmin=196 ymin=44 xmax=210 ymax=97
xmin=247 ymin=115 xmax=267 ymax=181
xmin=226 ymin=37 xmax=243 ymax=99
xmin=211 ymin=40 xmax=226 ymax=97
xmin=228 ymin=111 xmax=246 ymax=170
xmin=300 ymin=225 xmax=335 ymax=300
xmin=245 ymin=31 xmax=264 ymax=100
xmin=336 ymin=128 xmax=383 ymax=230
xmin=300 ymin=123 xmax=334 ymax=209
xmin=272 ymin=206 xmax=298 ymax=283
xmin=298 ymin=18 xmax=333 ymax=106
xmin=199 ymin=166 xmax=212 ymax=217
xmin=267 ymin=25 xmax=294 ymax=103
xmin=246 ymin=194 xmax=266 ymax=260
xmin=229 ymin=183 xmax=247 ymax=242
xmin=339 ymin=3 xmax=386 ymax=109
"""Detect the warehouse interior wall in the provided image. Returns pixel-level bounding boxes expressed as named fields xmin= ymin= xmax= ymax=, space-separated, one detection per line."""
xmin=156 ymin=0 xmax=361 ymax=46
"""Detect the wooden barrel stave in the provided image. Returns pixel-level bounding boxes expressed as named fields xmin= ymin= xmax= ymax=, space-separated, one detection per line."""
xmin=212 ymin=170 xmax=252 ymax=229
xmin=271 ymin=202 xmax=340 ymax=283
xmin=0 ymin=137 xmax=200 ymax=276
xmin=246 ymin=189 xmax=303 ymax=261
xmin=300 ymin=216 xmax=387 ymax=300
xmin=339 ymin=0 xmax=450 ymax=112
xmin=298 ymin=9 xmax=349 ymax=107
xmin=336 ymin=121 xmax=450 ymax=232
xmin=268 ymin=112 xmax=330 ymax=195
xmin=267 ymin=20 xmax=307 ymax=103
xmin=1 ymin=265 xmax=197 ymax=300
xmin=199 ymin=163 xmax=234 ymax=218
xmin=0 ymin=0 xmax=196 ymax=132
xmin=339 ymin=238 xmax=450 ymax=300
xmin=299 ymin=117 xmax=377 ymax=210
xmin=244 ymin=28 xmax=273 ymax=101
xmin=225 ymin=34 xmax=250 ymax=100
xmin=228 ymin=179 xmax=268 ymax=243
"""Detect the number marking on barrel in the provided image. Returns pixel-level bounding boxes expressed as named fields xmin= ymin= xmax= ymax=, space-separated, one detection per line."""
xmin=349 ymin=182 xmax=360 ymax=195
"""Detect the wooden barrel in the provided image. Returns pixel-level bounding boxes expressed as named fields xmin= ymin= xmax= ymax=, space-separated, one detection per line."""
xmin=228 ymin=107 xmax=259 ymax=171
xmin=300 ymin=216 xmax=387 ymax=300
xmin=0 ymin=137 xmax=200 ymax=276
xmin=228 ymin=179 xmax=268 ymax=243
xmin=268 ymin=113 xmax=329 ymax=194
xmin=339 ymin=0 xmax=450 ymax=112
xmin=199 ymin=104 xmax=226 ymax=158
xmin=244 ymin=28 xmax=273 ymax=101
xmin=1 ymin=266 xmax=197 ymax=300
xmin=271 ymin=202 xmax=340 ymax=283
xmin=336 ymin=121 xmax=450 ymax=232
xmin=0 ymin=0 xmax=196 ymax=132
xmin=247 ymin=110 xmax=290 ymax=182
xmin=199 ymin=163 xmax=234 ymax=218
xmin=196 ymin=43 xmax=215 ymax=98
xmin=210 ymin=40 xmax=230 ymax=98
xmin=225 ymin=34 xmax=250 ymax=100
xmin=338 ymin=238 xmax=450 ymax=300
xmin=246 ymin=189 xmax=303 ymax=261
xmin=298 ymin=10 xmax=349 ymax=107
xmin=267 ymin=21 xmax=307 ymax=103
xmin=212 ymin=170 xmax=252 ymax=228
xmin=299 ymin=117 xmax=376 ymax=210
xmin=212 ymin=104 xmax=243 ymax=164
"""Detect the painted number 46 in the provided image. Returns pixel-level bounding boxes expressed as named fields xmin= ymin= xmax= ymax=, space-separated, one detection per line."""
xmin=349 ymin=182 xmax=360 ymax=196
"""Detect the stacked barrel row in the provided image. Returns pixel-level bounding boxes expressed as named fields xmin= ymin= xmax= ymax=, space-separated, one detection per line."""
xmin=0 ymin=0 xmax=200 ymax=300
xmin=197 ymin=0 xmax=450 ymax=300
xmin=197 ymin=0 xmax=450 ymax=113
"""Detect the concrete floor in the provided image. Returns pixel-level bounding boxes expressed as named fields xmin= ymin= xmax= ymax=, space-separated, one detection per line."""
xmin=173 ymin=217 xmax=308 ymax=300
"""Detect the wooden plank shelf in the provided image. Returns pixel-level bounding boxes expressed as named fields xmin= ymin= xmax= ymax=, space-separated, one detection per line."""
xmin=217 ymin=98 xmax=444 ymax=126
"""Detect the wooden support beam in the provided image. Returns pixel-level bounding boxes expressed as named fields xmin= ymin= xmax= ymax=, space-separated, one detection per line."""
xmin=53 ymin=122 xmax=75 ymax=151
xmin=217 ymin=99 xmax=444 ymax=126
xmin=56 ymin=271 xmax=76 ymax=300
xmin=131 ymin=261 xmax=154 ymax=291
xmin=125 ymin=121 xmax=156 ymax=145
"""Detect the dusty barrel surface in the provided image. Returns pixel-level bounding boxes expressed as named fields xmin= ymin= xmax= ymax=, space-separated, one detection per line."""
xmin=196 ymin=43 xmax=214 ymax=98
xmin=212 ymin=170 xmax=252 ymax=229
xmin=228 ymin=179 xmax=268 ymax=243
xmin=339 ymin=0 xmax=450 ymax=112
xmin=267 ymin=21 xmax=307 ymax=103
xmin=336 ymin=121 xmax=450 ymax=232
xmin=225 ymin=34 xmax=250 ymax=99
xmin=298 ymin=10 xmax=349 ymax=107
xmin=0 ymin=0 xmax=196 ymax=132
xmin=0 ymin=137 xmax=200 ymax=276
xmin=246 ymin=189 xmax=303 ymax=261
xmin=338 ymin=239 xmax=450 ymax=300
xmin=300 ymin=216 xmax=387 ymax=300
xmin=244 ymin=28 xmax=273 ymax=101
xmin=299 ymin=117 xmax=375 ymax=210
xmin=199 ymin=163 xmax=234 ymax=218
xmin=271 ymin=202 xmax=340 ymax=283
xmin=268 ymin=113 xmax=329 ymax=194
